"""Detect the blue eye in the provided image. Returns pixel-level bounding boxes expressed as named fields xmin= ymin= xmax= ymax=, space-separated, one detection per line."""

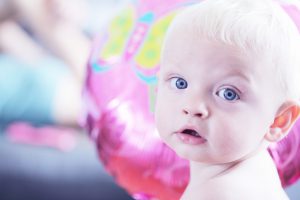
xmin=171 ymin=77 xmax=188 ymax=89
xmin=217 ymin=88 xmax=240 ymax=101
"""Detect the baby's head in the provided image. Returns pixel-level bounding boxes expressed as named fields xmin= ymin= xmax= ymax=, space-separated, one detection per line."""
xmin=155 ymin=0 xmax=300 ymax=164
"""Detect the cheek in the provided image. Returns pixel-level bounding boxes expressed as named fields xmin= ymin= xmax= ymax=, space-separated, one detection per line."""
xmin=212 ymin=115 xmax=257 ymax=150
xmin=155 ymin=87 xmax=176 ymax=117
xmin=155 ymin=110 xmax=173 ymax=145
xmin=155 ymin=95 xmax=171 ymax=135
xmin=212 ymin=120 xmax=240 ymax=149
xmin=155 ymin=89 xmax=182 ymax=138
xmin=214 ymin=112 xmax=269 ymax=154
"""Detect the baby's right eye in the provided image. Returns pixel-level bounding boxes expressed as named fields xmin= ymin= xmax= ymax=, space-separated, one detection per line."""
xmin=170 ymin=77 xmax=188 ymax=89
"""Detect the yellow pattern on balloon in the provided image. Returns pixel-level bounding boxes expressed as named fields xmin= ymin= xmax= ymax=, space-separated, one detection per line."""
xmin=135 ymin=12 xmax=177 ymax=69
xmin=100 ymin=7 xmax=135 ymax=60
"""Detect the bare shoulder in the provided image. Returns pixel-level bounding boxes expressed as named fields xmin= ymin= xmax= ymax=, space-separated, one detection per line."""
xmin=192 ymin=177 xmax=289 ymax=200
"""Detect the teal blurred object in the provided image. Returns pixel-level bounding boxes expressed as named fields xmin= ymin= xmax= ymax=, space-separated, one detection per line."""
xmin=0 ymin=55 xmax=68 ymax=129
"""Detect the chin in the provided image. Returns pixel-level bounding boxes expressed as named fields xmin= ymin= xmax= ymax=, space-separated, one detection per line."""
xmin=174 ymin=148 xmax=200 ymax=161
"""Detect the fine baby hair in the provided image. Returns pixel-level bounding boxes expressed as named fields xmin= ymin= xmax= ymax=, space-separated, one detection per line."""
xmin=162 ymin=0 xmax=300 ymax=101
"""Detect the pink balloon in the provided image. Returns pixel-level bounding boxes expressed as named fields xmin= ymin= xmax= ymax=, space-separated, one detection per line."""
xmin=269 ymin=119 xmax=300 ymax=187
xmin=83 ymin=1 xmax=300 ymax=199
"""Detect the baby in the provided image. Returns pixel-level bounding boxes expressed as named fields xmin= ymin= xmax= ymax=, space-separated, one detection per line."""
xmin=155 ymin=0 xmax=300 ymax=199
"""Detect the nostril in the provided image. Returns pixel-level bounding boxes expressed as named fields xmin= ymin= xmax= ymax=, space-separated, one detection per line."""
xmin=183 ymin=109 xmax=206 ymax=118
xmin=195 ymin=113 xmax=203 ymax=118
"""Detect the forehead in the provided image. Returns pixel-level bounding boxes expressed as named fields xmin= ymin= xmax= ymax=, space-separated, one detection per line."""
xmin=162 ymin=26 xmax=252 ymax=73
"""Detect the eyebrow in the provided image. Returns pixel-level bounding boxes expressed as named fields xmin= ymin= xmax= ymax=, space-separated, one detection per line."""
xmin=222 ymin=68 xmax=252 ymax=83
xmin=162 ymin=60 xmax=253 ymax=83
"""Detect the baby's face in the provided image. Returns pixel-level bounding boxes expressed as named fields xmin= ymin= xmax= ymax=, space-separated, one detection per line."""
xmin=155 ymin=20 xmax=284 ymax=164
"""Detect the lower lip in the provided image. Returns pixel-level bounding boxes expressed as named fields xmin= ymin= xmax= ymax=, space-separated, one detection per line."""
xmin=176 ymin=133 xmax=207 ymax=145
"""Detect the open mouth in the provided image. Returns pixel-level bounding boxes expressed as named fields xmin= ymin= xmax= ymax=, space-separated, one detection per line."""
xmin=182 ymin=129 xmax=201 ymax=137
xmin=177 ymin=128 xmax=206 ymax=145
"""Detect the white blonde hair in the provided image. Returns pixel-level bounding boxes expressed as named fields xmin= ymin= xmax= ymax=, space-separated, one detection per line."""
xmin=167 ymin=0 xmax=300 ymax=101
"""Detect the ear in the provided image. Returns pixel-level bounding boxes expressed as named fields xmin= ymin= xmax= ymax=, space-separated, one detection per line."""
xmin=265 ymin=101 xmax=300 ymax=142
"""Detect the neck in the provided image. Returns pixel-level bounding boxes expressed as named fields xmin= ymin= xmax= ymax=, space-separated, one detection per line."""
xmin=189 ymin=160 xmax=236 ymax=185
xmin=188 ymin=150 xmax=275 ymax=186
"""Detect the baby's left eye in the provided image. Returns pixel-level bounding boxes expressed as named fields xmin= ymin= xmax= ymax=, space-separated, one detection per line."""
xmin=216 ymin=88 xmax=240 ymax=101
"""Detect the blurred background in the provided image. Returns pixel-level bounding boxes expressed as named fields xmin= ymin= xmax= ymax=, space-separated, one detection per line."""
xmin=0 ymin=0 xmax=299 ymax=199
xmin=0 ymin=0 xmax=133 ymax=199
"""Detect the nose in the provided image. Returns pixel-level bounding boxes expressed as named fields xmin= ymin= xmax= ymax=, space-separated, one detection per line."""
xmin=182 ymin=102 xmax=209 ymax=119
